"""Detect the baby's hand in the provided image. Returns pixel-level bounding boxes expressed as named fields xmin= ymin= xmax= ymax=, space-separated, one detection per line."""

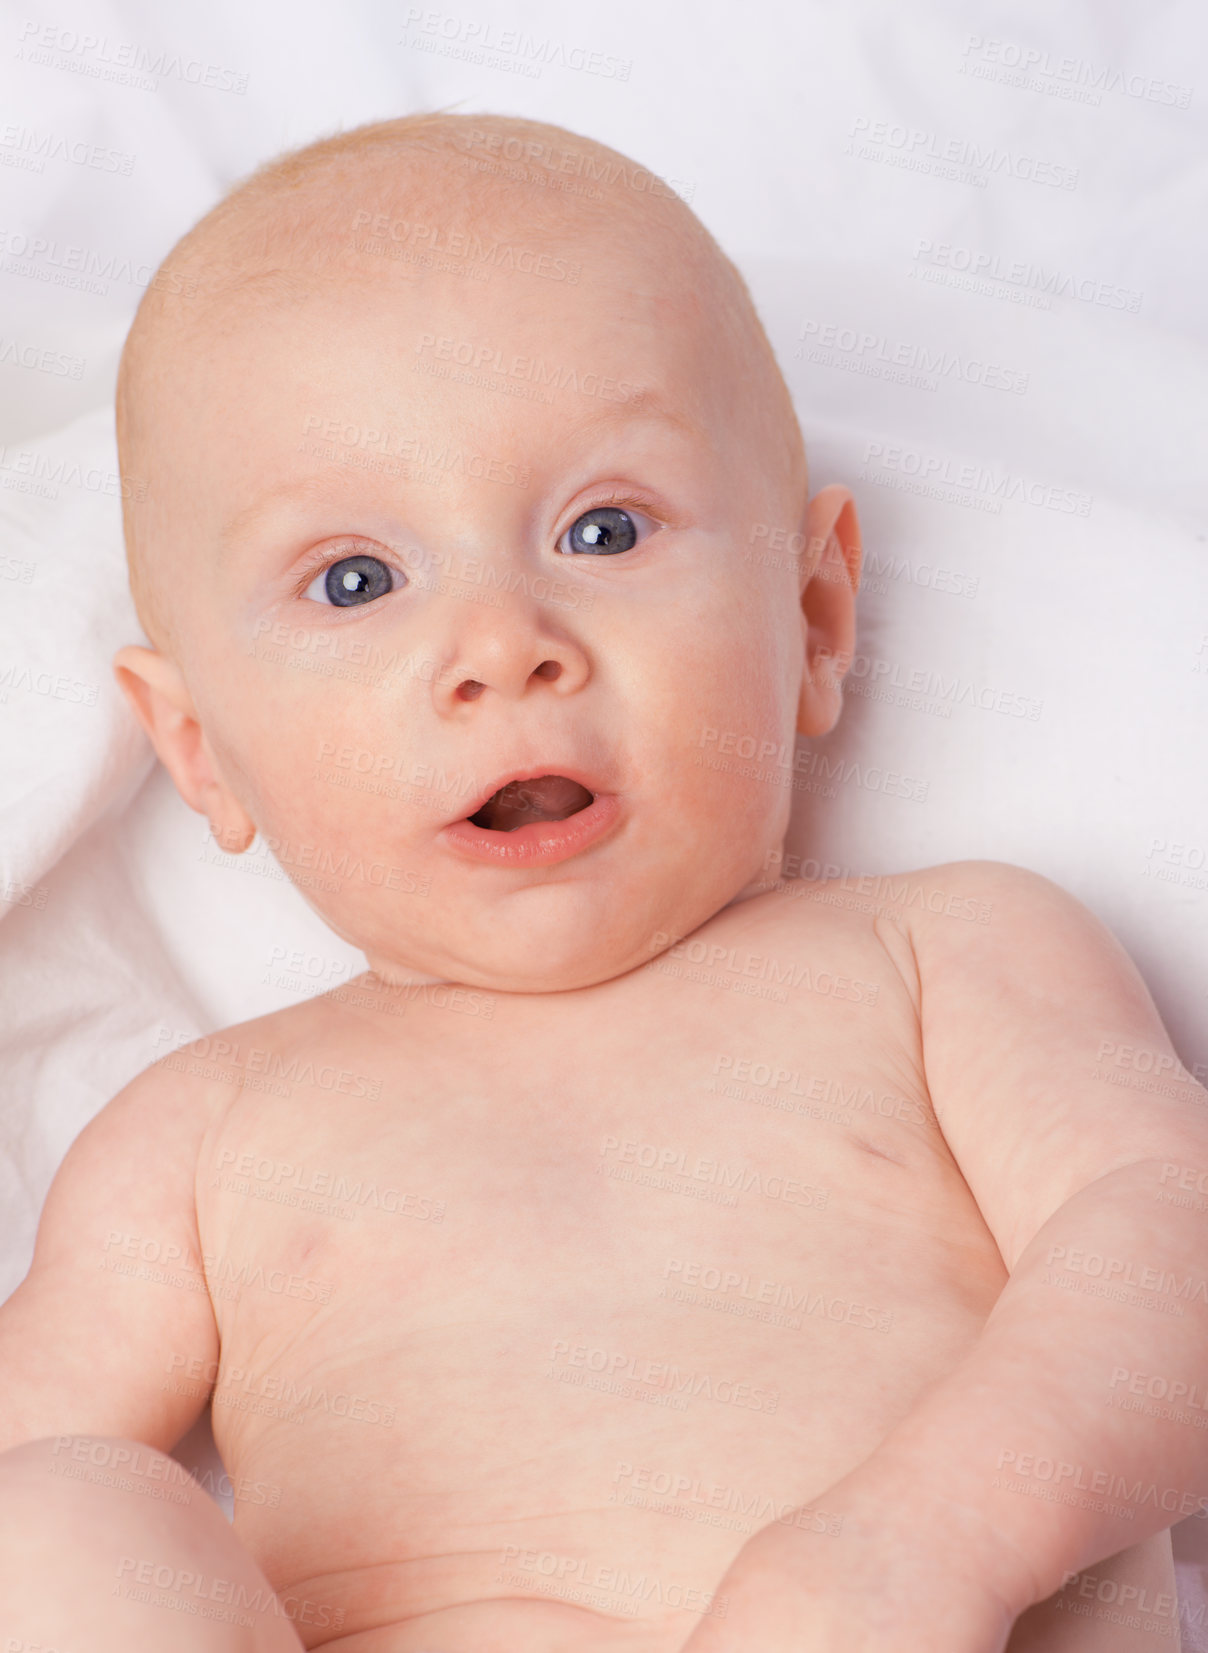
xmin=676 ymin=1488 xmax=1016 ymax=1653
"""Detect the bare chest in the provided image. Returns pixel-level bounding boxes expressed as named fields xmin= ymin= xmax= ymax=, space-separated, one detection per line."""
xmin=193 ymin=893 xmax=1010 ymax=1645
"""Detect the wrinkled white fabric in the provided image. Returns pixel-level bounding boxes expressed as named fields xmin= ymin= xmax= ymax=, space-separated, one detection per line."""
xmin=1 ymin=0 xmax=1204 ymax=1601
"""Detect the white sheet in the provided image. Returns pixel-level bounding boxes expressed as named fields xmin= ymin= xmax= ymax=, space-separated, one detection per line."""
xmin=2 ymin=0 xmax=1206 ymax=1625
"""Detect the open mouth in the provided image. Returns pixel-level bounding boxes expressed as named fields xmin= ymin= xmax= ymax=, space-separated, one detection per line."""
xmin=468 ymin=775 xmax=596 ymax=833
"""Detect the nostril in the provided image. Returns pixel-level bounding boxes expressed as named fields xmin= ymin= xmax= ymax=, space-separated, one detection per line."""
xmin=534 ymin=661 xmax=561 ymax=680
xmin=456 ymin=680 xmax=485 ymax=701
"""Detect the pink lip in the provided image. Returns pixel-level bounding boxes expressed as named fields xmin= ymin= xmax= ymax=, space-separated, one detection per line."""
xmin=439 ymin=790 xmax=622 ymax=866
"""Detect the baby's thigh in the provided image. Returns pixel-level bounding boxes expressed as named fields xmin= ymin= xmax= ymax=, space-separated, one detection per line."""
xmin=0 ymin=1434 xmax=304 ymax=1651
xmin=1008 ymin=1528 xmax=1181 ymax=1652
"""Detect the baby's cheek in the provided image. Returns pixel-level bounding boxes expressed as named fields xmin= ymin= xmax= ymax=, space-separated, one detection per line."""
xmin=698 ymin=633 xmax=795 ymax=743
xmin=299 ymin=699 xmax=452 ymax=841
xmin=223 ymin=678 xmax=357 ymax=830
xmin=675 ymin=627 xmax=799 ymax=832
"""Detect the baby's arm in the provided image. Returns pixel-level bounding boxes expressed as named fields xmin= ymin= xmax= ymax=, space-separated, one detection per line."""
xmin=0 ymin=1057 xmax=220 ymax=1455
xmin=681 ymin=859 xmax=1208 ymax=1653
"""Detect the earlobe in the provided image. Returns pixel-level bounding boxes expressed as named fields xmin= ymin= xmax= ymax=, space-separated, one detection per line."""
xmin=111 ymin=644 xmax=257 ymax=854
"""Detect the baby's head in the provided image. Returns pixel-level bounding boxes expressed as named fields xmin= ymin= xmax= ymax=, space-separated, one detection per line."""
xmin=113 ymin=112 xmax=860 ymax=996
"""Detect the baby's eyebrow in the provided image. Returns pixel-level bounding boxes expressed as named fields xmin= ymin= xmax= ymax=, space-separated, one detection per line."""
xmin=217 ymin=394 xmax=702 ymax=563
xmin=218 ymin=472 xmax=343 ymax=564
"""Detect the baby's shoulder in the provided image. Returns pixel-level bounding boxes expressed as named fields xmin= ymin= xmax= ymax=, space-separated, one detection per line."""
xmin=763 ymin=857 xmax=1072 ymax=1008
xmin=154 ymin=993 xmax=344 ymax=1107
xmin=846 ymin=857 xmax=1079 ymax=956
xmin=773 ymin=857 xmax=1058 ymax=944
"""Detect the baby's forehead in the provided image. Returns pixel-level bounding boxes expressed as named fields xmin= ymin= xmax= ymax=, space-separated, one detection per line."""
xmin=181 ymin=164 xmax=720 ymax=353
xmin=126 ymin=125 xmax=765 ymax=455
xmin=151 ymin=176 xmax=741 ymax=459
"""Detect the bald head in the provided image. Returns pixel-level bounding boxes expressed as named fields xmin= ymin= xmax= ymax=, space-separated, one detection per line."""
xmin=115 ymin=111 xmax=807 ymax=657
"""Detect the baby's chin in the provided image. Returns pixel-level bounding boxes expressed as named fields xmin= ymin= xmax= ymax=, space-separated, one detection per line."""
xmin=358 ymin=911 xmax=671 ymax=998
xmin=358 ymin=951 xmax=641 ymax=998
xmin=345 ymin=867 xmax=744 ymax=999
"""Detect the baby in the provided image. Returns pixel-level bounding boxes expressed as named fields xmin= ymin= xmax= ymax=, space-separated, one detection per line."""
xmin=1 ymin=110 xmax=1206 ymax=1653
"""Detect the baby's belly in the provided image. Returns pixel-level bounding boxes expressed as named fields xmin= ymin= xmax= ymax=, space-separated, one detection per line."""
xmin=206 ymin=1126 xmax=1007 ymax=1652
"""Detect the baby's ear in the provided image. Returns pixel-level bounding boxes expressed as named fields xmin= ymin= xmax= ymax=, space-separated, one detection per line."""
xmin=795 ymin=485 xmax=862 ymax=739
xmin=112 ymin=644 xmax=256 ymax=853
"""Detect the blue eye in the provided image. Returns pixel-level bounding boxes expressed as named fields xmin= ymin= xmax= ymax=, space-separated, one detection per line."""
xmin=304 ymin=553 xmax=398 ymax=607
xmin=558 ymin=506 xmax=646 ymax=556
